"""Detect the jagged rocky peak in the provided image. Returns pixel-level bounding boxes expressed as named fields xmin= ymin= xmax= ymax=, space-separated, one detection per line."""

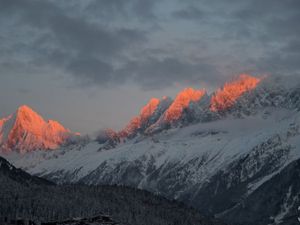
xmin=140 ymin=98 xmax=161 ymax=121
xmin=117 ymin=74 xmax=300 ymax=139
xmin=127 ymin=88 xmax=206 ymax=133
xmin=226 ymin=75 xmax=300 ymax=117
xmin=0 ymin=105 xmax=76 ymax=153
xmin=163 ymin=87 xmax=206 ymax=123
xmin=143 ymin=88 xmax=206 ymax=133
xmin=210 ymin=74 xmax=261 ymax=112
xmin=120 ymin=97 xmax=172 ymax=137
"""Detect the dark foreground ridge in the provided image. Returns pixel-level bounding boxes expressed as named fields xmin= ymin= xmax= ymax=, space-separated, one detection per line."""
xmin=0 ymin=156 xmax=227 ymax=225
xmin=1 ymin=215 xmax=118 ymax=225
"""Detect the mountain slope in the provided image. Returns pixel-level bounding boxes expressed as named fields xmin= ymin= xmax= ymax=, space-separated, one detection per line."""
xmin=0 ymin=156 xmax=224 ymax=225
xmin=0 ymin=105 xmax=76 ymax=153
xmin=0 ymin=155 xmax=53 ymax=185
xmin=222 ymin=158 xmax=300 ymax=225
xmin=6 ymin=108 xmax=300 ymax=224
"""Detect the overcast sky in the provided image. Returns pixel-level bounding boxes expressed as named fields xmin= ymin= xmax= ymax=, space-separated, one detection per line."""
xmin=0 ymin=0 xmax=299 ymax=134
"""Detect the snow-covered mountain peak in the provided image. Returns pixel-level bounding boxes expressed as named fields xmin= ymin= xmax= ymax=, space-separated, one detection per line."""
xmin=210 ymin=74 xmax=261 ymax=112
xmin=0 ymin=105 xmax=75 ymax=153
xmin=119 ymin=75 xmax=276 ymax=137
xmin=14 ymin=105 xmax=48 ymax=130
xmin=120 ymin=97 xmax=171 ymax=137
xmin=119 ymin=88 xmax=207 ymax=137
xmin=163 ymin=87 xmax=206 ymax=123
xmin=17 ymin=104 xmax=40 ymax=115
xmin=140 ymin=98 xmax=161 ymax=121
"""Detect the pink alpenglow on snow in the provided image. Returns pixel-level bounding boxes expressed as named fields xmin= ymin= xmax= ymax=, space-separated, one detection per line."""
xmin=163 ymin=88 xmax=206 ymax=123
xmin=0 ymin=105 xmax=77 ymax=153
xmin=210 ymin=74 xmax=261 ymax=112
xmin=120 ymin=98 xmax=161 ymax=137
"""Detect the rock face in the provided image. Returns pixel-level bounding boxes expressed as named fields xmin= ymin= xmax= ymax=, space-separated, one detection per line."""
xmin=0 ymin=105 xmax=75 ymax=153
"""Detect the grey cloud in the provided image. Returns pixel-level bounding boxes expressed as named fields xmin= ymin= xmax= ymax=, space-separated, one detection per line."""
xmin=86 ymin=0 xmax=158 ymax=21
xmin=17 ymin=88 xmax=31 ymax=94
xmin=132 ymin=0 xmax=158 ymax=19
xmin=67 ymin=57 xmax=113 ymax=87
xmin=230 ymin=0 xmax=300 ymax=43
xmin=0 ymin=0 xmax=146 ymax=87
xmin=172 ymin=6 xmax=205 ymax=20
xmin=1 ymin=0 xmax=145 ymax=55
xmin=255 ymin=51 xmax=300 ymax=76
xmin=86 ymin=0 xmax=128 ymax=18
xmin=0 ymin=0 xmax=299 ymax=93
xmin=173 ymin=0 xmax=300 ymax=42
xmin=176 ymin=0 xmax=300 ymax=77
xmin=284 ymin=39 xmax=300 ymax=53
xmin=119 ymin=57 xmax=223 ymax=90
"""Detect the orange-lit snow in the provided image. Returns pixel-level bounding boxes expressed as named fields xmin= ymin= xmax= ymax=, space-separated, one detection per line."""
xmin=210 ymin=74 xmax=261 ymax=112
xmin=0 ymin=105 xmax=74 ymax=153
xmin=164 ymin=88 xmax=206 ymax=123
xmin=120 ymin=98 xmax=161 ymax=137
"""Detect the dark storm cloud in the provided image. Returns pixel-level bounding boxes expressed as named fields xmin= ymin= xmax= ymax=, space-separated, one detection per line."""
xmin=172 ymin=6 xmax=205 ymax=20
xmin=119 ymin=57 xmax=222 ymax=90
xmin=232 ymin=0 xmax=300 ymax=39
xmin=132 ymin=0 xmax=158 ymax=19
xmin=232 ymin=0 xmax=300 ymax=75
xmin=0 ymin=0 xmax=146 ymax=86
xmin=173 ymin=0 xmax=300 ymax=76
xmin=67 ymin=57 xmax=113 ymax=87
xmin=86 ymin=0 xmax=158 ymax=20
xmin=0 ymin=0 xmax=299 ymax=92
xmin=284 ymin=40 xmax=300 ymax=54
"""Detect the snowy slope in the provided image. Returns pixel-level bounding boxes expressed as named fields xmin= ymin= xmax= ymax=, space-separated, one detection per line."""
xmin=11 ymin=110 xmax=298 ymax=181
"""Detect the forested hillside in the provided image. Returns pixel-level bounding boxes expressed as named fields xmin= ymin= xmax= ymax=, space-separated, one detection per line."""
xmin=0 ymin=156 xmax=225 ymax=225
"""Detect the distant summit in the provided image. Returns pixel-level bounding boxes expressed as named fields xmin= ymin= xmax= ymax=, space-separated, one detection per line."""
xmin=120 ymin=97 xmax=172 ymax=137
xmin=164 ymin=88 xmax=206 ymax=123
xmin=0 ymin=105 xmax=77 ymax=153
xmin=120 ymin=98 xmax=161 ymax=137
xmin=119 ymin=74 xmax=262 ymax=137
xmin=210 ymin=74 xmax=261 ymax=112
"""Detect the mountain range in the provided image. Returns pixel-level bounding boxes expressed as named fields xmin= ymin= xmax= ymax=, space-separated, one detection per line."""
xmin=1 ymin=74 xmax=300 ymax=225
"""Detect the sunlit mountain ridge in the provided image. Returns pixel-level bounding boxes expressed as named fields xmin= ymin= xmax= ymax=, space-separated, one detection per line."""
xmin=0 ymin=105 xmax=77 ymax=153
xmin=118 ymin=74 xmax=262 ymax=138
xmin=0 ymin=74 xmax=267 ymax=152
